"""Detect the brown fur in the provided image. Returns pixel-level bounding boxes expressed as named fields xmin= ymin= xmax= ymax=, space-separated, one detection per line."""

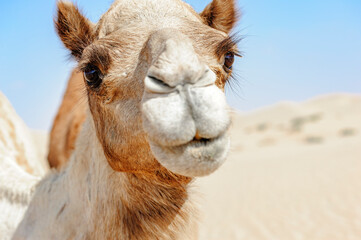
xmin=120 ymin=174 xmax=191 ymax=239
xmin=55 ymin=2 xmax=95 ymax=60
xmin=200 ymin=0 xmax=239 ymax=34
xmin=84 ymin=171 xmax=195 ymax=239
xmin=48 ymin=69 xmax=86 ymax=168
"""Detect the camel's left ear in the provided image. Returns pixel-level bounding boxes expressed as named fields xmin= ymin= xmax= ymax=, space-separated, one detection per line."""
xmin=200 ymin=0 xmax=239 ymax=34
xmin=55 ymin=1 xmax=95 ymax=60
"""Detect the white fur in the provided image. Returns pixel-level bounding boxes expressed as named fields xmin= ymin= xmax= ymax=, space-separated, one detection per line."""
xmin=0 ymin=92 xmax=47 ymax=176
xmin=0 ymin=92 xmax=41 ymax=239
xmin=142 ymin=30 xmax=231 ymax=177
xmin=150 ymin=134 xmax=230 ymax=177
xmin=0 ymin=157 xmax=39 ymax=240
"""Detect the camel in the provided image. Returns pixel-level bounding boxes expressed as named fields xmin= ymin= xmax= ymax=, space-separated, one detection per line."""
xmin=48 ymin=69 xmax=86 ymax=168
xmin=0 ymin=92 xmax=48 ymax=176
xmin=4 ymin=0 xmax=240 ymax=239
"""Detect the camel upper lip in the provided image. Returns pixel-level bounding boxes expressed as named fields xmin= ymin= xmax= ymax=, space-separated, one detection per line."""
xmin=159 ymin=132 xmax=226 ymax=149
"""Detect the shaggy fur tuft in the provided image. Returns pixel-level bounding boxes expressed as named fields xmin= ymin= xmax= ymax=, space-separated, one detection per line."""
xmin=200 ymin=0 xmax=239 ymax=34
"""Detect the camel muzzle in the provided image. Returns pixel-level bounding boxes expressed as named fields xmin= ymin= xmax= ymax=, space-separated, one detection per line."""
xmin=141 ymin=28 xmax=231 ymax=177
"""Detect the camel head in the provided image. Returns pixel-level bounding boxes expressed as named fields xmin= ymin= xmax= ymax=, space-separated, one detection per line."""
xmin=55 ymin=0 xmax=239 ymax=177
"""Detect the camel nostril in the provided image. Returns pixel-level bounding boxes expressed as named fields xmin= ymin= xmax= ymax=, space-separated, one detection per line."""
xmin=144 ymin=75 xmax=175 ymax=94
xmin=148 ymin=76 xmax=170 ymax=88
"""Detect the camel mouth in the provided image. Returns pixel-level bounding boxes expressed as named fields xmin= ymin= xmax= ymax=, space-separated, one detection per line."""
xmin=176 ymin=134 xmax=221 ymax=148
xmin=190 ymin=137 xmax=211 ymax=145
xmin=149 ymin=133 xmax=230 ymax=177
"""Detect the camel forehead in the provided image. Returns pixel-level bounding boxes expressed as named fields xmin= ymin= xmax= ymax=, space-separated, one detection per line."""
xmin=96 ymin=0 xmax=202 ymax=37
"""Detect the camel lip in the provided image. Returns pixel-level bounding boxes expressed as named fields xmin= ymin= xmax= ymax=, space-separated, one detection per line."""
xmin=162 ymin=132 xmax=227 ymax=150
xmin=149 ymin=133 xmax=230 ymax=177
xmin=188 ymin=137 xmax=212 ymax=146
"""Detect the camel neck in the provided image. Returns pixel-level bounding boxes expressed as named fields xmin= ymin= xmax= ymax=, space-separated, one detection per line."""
xmin=15 ymin=117 xmax=197 ymax=239
xmin=77 ymin=119 xmax=198 ymax=239
xmin=85 ymin=172 xmax=197 ymax=239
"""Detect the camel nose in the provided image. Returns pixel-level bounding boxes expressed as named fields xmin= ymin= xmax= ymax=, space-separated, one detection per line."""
xmin=145 ymin=29 xmax=214 ymax=90
xmin=145 ymin=67 xmax=216 ymax=94
xmin=142 ymin=29 xmax=229 ymax=146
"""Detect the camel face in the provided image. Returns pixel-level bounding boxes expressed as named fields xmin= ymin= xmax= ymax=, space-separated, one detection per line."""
xmin=56 ymin=0 xmax=239 ymax=176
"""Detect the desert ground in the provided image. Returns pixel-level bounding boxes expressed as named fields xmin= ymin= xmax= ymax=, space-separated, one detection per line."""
xmin=2 ymin=93 xmax=361 ymax=239
xmin=197 ymin=94 xmax=361 ymax=239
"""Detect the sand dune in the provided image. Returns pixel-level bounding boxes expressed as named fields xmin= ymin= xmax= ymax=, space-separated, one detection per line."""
xmin=197 ymin=94 xmax=361 ymax=239
xmin=25 ymin=93 xmax=361 ymax=239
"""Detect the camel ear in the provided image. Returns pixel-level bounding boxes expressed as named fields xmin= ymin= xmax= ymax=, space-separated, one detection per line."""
xmin=200 ymin=0 xmax=238 ymax=34
xmin=55 ymin=1 xmax=95 ymax=60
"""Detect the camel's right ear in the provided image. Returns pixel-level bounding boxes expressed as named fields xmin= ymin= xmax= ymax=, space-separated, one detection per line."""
xmin=200 ymin=0 xmax=238 ymax=34
xmin=55 ymin=2 xmax=95 ymax=60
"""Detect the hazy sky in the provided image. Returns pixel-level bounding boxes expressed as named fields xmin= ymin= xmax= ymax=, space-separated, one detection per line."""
xmin=0 ymin=0 xmax=360 ymax=130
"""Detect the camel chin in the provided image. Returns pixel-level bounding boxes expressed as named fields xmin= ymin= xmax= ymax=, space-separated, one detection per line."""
xmin=149 ymin=134 xmax=230 ymax=177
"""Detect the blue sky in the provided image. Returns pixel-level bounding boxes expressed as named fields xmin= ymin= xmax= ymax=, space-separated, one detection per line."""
xmin=0 ymin=0 xmax=360 ymax=130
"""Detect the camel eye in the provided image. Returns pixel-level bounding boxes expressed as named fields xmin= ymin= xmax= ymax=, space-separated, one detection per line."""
xmin=224 ymin=52 xmax=235 ymax=70
xmin=84 ymin=65 xmax=103 ymax=88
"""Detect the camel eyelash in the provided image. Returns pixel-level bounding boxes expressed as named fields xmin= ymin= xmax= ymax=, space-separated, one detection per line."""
xmin=216 ymin=33 xmax=243 ymax=58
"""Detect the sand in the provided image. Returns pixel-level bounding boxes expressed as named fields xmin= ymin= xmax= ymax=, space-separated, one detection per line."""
xmin=197 ymin=94 xmax=361 ymax=239
xmin=28 ymin=93 xmax=361 ymax=239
